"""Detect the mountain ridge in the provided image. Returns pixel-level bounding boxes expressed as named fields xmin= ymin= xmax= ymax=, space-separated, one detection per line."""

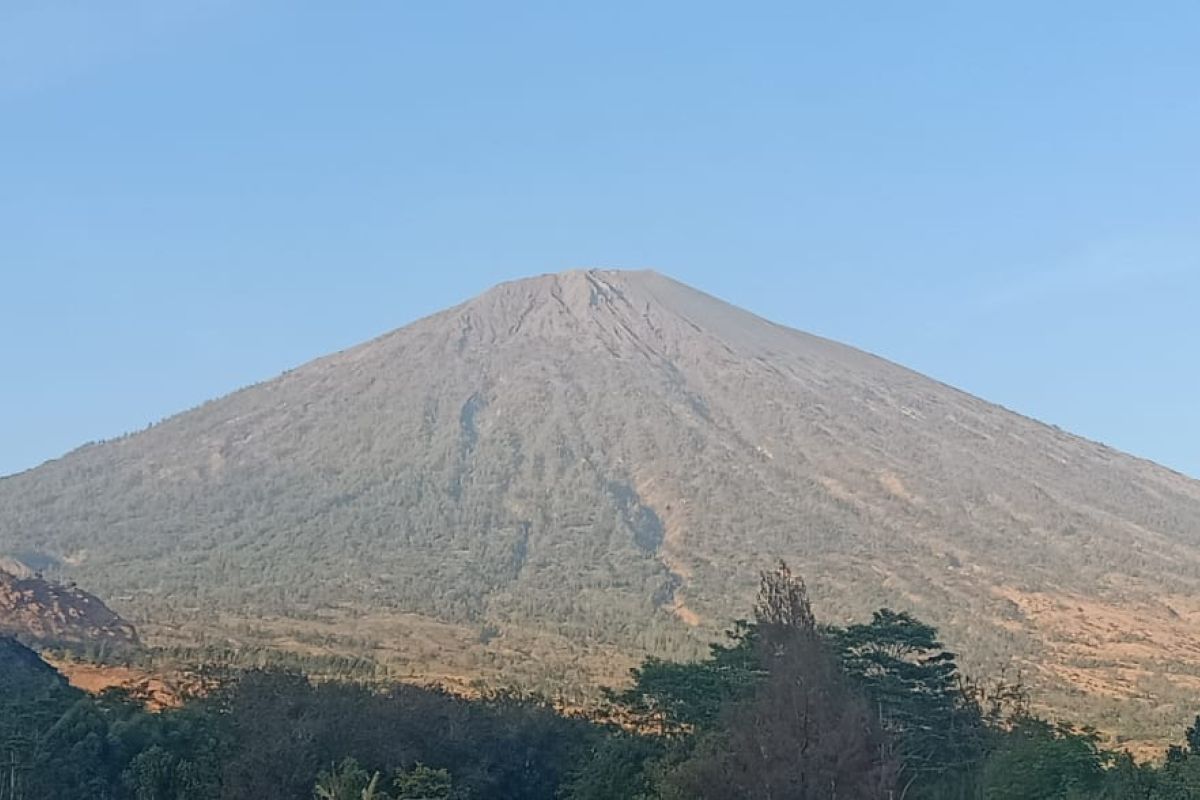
xmin=17 ymin=268 xmax=1178 ymax=481
xmin=2 ymin=268 xmax=1199 ymax=745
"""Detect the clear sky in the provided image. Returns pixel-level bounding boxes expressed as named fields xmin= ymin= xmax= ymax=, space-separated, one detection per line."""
xmin=2 ymin=1 xmax=1197 ymax=479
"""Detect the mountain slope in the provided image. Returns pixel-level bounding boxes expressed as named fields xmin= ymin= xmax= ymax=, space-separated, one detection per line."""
xmin=0 ymin=635 xmax=71 ymax=695
xmin=3 ymin=269 xmax=1199 ymax=741
xmin=0 ymin=567 xmax=139 ymax=651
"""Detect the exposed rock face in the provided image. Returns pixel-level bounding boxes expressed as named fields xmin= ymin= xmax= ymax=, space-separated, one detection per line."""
xmin=0 ymin=569 xmax=138 ymax=649
xmin=0 ymin=557 xmax=35 ymax=579
xmin=1 ymin=269 xmax=1199 ymax=741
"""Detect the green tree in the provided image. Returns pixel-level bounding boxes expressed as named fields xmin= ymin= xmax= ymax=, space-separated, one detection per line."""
xmin=604 ymin=623 xmax=759 ymax=737
xmin=562 ymin=731 xmax=666 ymax=800
xmin=390 ymin=763 xmax=452 ymax=799
xmin=314 ymin=757 xmax=384 ymax=800
xmin=1094 ymin=751 xmax=1157 ymax=800
xmin=654 ymin=562 xmax=897 ymax=799
xmin=980 ymin=719 xmax=1107 ymax=800
xmin=833 ymin=609 xmax=985 ymax=798
xmin=122 ymin=744 xmax=213 ymax=800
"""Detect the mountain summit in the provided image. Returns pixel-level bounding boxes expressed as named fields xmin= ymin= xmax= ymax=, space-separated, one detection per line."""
xmin=3 ymin=269 xmax=1199 ymax=740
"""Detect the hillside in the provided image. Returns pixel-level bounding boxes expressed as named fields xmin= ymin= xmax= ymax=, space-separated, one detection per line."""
xmin=0 ymin=566 xmax=139 ymax=651
xmin=2 ymin=269 xmax=1199 ymax=744
xmin=0 ymin=635 xmax=71 ymax=695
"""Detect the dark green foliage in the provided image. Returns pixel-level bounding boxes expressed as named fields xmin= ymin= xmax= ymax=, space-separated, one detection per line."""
xmin=313 ymin=758 xmax=381 ymax=799
xmin=572 ymin=564 xmax=1200 ymax=799
xmin=562 ymin=732 xmax=667 ymax=800
xmin=980 ymin=719 xmax=1108 ymax=799
xmin=0 ymin=646 xmax=593 ymax=800
xmin=311 ymin=758 xmax=454 ymax=800
xmin=13 ymin=570 xmax=1200 ymax=800
xmin=390 ymin=764 xmax=453 ymax=799
xmin=656 ymin=630 xmax=896 ymax=799
xmin=0 ymin=636 xmax=108 ymax=799
xmin=122 ymin=745 xmax=215 ymax=800
xmin=832 ymin=609 xmax=986 ymax=798
xmin=199 ymin=670 xmax=594 ymax=800
xmin=1186 ymin=715 xmax=1200 ymax=755
xmin=654 ymin=562 xmax=896 ymax=798
xmin=1095 ymin=752 xmax=1159 ymax=800
xmin=603 ymin=621 xmax=759 ymax=736
xmin=583 ymin=563 xmax=899 ymax=799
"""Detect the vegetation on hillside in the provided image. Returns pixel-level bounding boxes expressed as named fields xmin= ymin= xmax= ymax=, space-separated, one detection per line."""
xmin=5 ymin=563 xmax=1200 ymax=799
xmin=4 ymin=272 xmax=1200 ymax=748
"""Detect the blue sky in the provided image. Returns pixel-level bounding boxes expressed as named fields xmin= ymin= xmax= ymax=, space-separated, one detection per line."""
xmin=1 ymin=1 xmax=1197 ymax=478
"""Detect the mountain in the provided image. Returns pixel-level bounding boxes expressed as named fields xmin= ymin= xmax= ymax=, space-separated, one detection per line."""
xmin=2 ymin=269 xmax=1199 ymax=743
xmin=0 ymin=567 xmax=139 ymax=651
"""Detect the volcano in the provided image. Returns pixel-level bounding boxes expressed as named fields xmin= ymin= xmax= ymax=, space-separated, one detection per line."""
xmin=3 ymin=269 xmax=1199 ymax=742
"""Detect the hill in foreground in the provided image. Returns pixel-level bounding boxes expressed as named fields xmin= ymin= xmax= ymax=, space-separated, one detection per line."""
xmin=2 ymin=269 xmax=1199 ymax=745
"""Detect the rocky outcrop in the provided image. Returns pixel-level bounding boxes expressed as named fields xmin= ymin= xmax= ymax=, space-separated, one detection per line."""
xmin=0 ymin=568 xmax=138 ymax=649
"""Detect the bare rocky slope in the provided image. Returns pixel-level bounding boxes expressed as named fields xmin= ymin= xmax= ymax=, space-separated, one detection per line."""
xmin=0 ymin=567 xmax=138 ymax=650
xmin=2 ymin=269 xmax=1199 ymax=743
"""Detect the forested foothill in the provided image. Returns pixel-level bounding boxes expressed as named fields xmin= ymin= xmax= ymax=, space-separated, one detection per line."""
xmin=5 ymin=563 xmax=1200 ymax=800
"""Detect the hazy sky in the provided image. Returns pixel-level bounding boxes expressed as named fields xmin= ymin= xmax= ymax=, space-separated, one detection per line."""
xmin=2 ymin=2 xmax=1197 ymax=479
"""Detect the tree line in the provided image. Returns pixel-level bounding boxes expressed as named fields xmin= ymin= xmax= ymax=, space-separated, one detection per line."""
xmin=5 ymin=562 xmax=1200 ymax=799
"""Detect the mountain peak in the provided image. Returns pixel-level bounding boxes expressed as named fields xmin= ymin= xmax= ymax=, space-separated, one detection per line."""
xmin=424 ymin=267 xmax=847 ymax=370
xmin=2 ymin=270 xmax=1199 ymax=745
xmin=469 ymin=267 xmax=660 ymax=318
